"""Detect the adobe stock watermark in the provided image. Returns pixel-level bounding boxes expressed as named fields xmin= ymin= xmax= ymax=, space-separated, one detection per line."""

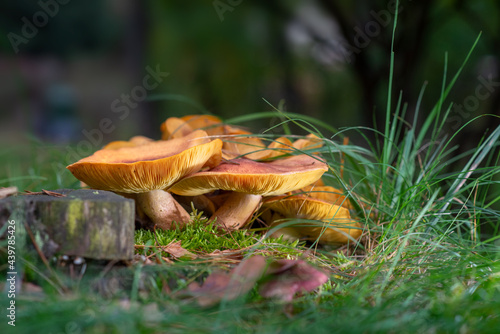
xmin=51 ymin=65 xmax=169 ymax=174
xmin=8 ymin=0 xmax=71 ymax=54
xmin=5 ymin=219 xmax=17 ymax=327
xmin=336 ymin=0 xmax=404 ymax=64
xmin=447 ymin=74 xmax=500 ymax=130
xmin=213 ymin=0 xmax=243 ymax=22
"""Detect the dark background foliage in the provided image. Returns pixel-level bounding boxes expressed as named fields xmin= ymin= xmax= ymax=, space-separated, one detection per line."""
xmin=0 ymin=0 xmax=498 ymax=152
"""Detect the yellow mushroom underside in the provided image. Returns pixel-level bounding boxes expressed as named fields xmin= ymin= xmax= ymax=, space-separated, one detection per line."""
xmin=263 ymin=196 xmax=362 ymax=243
xmin=169 ymin=155 xmax=328 ymax=196
xmin=297 ymin=185 xmax=353 ymax=209
xmin=67 ymin=131 xmax=222 ymax=193
xmin=264 ymin=196 xmax=350 ymax=221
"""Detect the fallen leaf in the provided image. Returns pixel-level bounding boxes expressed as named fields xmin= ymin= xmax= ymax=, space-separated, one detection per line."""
xmin=162 ymin=240 xmax=196 ymax=260
xmin=0 ymin=186 xmax=18 ymax=199
xmin=187 ymin=255 xmax=267 ymax=307
xmin=259 ymin=259 xmax=329 ymax=302
xmin=182 ymin=256 xmax=329 ymax=306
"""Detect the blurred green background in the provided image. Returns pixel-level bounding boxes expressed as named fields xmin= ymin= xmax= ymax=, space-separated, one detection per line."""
xmin=0 ymin=0 xmax=498 ymax=158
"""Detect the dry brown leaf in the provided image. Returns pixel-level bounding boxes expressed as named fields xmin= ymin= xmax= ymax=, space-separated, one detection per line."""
xmin=187 ymin=255 xmax=267 ymax=307
xmin=0 ymin=186 xmax=18 ymax=199
xmin=162 ymin=240 xmax=196 ymax=260
xmin=184 ymin=255 xmax=329 ymax=306
xmin=259 ymin=259 xmax=329 ymax=302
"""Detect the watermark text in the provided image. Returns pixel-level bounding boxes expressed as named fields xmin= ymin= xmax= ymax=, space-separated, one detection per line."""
xmin=5 ymin=220 xmax=17 ymax=327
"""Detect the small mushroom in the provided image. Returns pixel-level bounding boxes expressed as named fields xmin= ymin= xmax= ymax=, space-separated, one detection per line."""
xmin=221 ymin=128 xmax=269 ymax=160
xmin=262 ymin=195 xmax=362 ymax=245
xmin=160 ymin=117 xmax=194 ymax=140
xmin=161 ymin=115 xmax=318 ymax=161
xmin=66 ymin=130 xmax=223 ymax=228
xmin=295 ymin=185 xmax=353 ymax=210
xmin=265 ymin=137 xmax=293 ymax=159
xmin=222 ymin=133 xmax=306 ymax=161
xmin=292 ymin=134 xmax=324 ymax=151
xmin=180 ymin=114 xmax=226 ymax=136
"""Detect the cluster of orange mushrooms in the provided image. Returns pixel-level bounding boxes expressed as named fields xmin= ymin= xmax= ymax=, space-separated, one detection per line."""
xmin=67 ymin=115 xmax=362 ymax=245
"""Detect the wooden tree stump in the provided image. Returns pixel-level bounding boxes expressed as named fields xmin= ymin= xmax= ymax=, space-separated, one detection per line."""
xmin=0 ymin=189 xmax=135 ymax=260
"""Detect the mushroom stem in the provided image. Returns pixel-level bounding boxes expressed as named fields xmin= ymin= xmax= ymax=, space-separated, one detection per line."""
xmin=210 ymin=193 xmax=262 ymax=231
xmin=136 ymin=190 xmax=191 ymax=230
xmin=173 ymin=194 xmax=217 ymax=216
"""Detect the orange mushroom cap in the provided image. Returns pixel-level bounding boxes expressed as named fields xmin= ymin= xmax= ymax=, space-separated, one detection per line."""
xmin=102 ymin=135 xmax=154 ymax=150
xmin=292 ymin=134 xmax=324 ymax=151
xmin=67 ymin=130 xmax=222 ymax=193
xmin=221 ymin=128 xmax=269 ymax=160
xmin=181 ymin=114 xmax=226 ymax=136
xmin=169 ymin=154 xmax=328 ymax=196
xmin=160 ymin=117 xmax=194 ymax=140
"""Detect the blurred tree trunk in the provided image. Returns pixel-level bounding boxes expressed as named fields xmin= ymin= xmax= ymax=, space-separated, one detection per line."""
xmin=126 ymin=0 xmax=154 ymax=135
